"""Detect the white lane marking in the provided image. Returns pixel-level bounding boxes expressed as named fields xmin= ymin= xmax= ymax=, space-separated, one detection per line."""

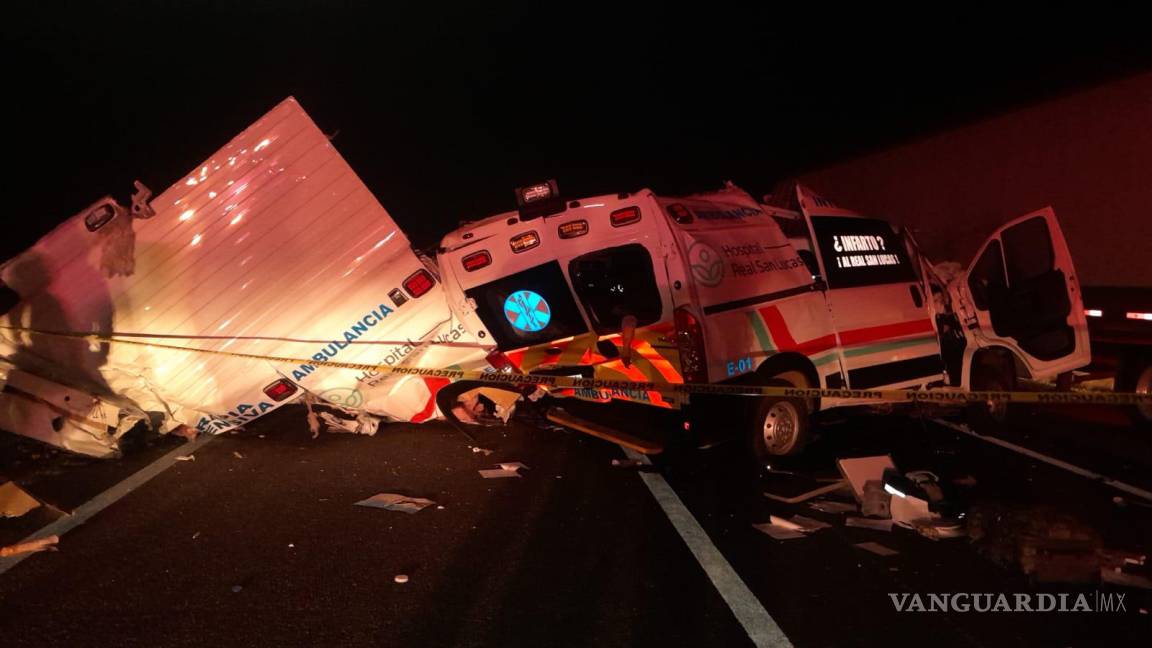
xmin=930 ymin=418 xmax=1152 ymax=502
xmin=0 ymin=434 xmax=217 ymax=576
xmin=621 ymin=447 xmax=793 ymax=648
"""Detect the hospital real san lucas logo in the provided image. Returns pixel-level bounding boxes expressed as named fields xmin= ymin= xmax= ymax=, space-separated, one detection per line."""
xmin=688 ymin=241 xmax=724 ymax=287
xmin=504 ymin=289 xmax=551 ymax=332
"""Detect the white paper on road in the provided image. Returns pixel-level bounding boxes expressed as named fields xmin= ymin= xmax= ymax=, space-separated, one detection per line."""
xmin=479 ymin=469 xmax=522 ymax=479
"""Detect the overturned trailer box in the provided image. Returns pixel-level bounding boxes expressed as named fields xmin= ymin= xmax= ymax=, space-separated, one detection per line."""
xmin=0 ymin=98 xmax=487 ymax=457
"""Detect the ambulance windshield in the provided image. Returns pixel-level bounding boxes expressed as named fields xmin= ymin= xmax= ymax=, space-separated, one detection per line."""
xmin=569 ymin=244 xmax=663 ymax=334
xmin=465 ymin=261 xmax=589 ymax=349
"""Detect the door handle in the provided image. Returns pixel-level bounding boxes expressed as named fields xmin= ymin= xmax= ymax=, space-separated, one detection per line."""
xmin=909 ymin=285 xmax=924 ymax=308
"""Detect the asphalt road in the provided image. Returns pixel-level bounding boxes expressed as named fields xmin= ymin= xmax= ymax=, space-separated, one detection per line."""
xmin=1 ymin=400 xmax=1150 ymax=647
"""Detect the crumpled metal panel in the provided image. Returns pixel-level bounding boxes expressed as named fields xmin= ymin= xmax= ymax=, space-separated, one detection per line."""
xmin=0 ymin=98 xmax=486 ymax=453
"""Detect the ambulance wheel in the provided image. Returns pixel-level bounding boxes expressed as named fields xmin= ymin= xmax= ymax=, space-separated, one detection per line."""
xmin=1117 ymin=355 xmax=1152 ymax=425
xmin=966 ymin=354 xmax=1016 ymax=432
xmin=750 ymin=379 xmax=811 ymax=459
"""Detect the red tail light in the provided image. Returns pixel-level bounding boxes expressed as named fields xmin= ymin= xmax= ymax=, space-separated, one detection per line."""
xmin=485 ymin=349 xmax=515 ymax=372
xmin=610 ymin=206 xmax=641 ymax=227
xmin=263 ymin=378 xmax=298 ymax=402
xmin=403 ymin=269 xmax=436 ymax=298
xmin=462 ymin=250 xmax=492 ymax=272
xmin=674 ymin=306 xmax=707 ymax=383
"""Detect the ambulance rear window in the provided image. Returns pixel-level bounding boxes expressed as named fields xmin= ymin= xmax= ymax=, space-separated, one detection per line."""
xmin=569 ymin=244 xmax=663 ymax=334
xmin=810 ymin=216 xmax=916 ymax=288
xmin=465 ymin=261 xmax=589 ymax=349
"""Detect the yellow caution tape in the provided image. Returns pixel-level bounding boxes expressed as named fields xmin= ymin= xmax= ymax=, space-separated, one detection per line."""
xmin=2 ymin=326 xmax=1149 ymax=405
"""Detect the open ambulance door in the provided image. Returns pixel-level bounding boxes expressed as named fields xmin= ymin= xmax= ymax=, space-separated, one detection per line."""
xmin=953 ymin=207 xmax=1090 ymax=380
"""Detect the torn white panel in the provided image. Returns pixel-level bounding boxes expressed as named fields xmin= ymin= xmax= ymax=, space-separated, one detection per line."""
xmin=0 ymin=98 xmax=490 ymax=455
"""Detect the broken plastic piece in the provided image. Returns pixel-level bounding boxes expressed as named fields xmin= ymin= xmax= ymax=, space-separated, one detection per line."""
xmin=0 ymin=535 xmax=59 ymax=558
xmin=752 ymin=522 xmax=806 ymax=540
xmin=394 ymin=574 xmax=409 ymax=584
xmin=354 ymin=493 xmax=436 ymax=514
xmin=175 ymin=455 xmax=196 ymax=462
xmin=471 ymin=446 xmax=494 ymax=456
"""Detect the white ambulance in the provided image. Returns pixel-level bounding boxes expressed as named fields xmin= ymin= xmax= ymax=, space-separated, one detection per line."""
xmin=436 ymin=180 xmax=1091 ymax=457
xmin=0 ymin=98 xmax=488 ymax=457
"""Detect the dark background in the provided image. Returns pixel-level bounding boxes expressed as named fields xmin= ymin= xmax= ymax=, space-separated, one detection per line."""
xmin=4 ymin=3 xmax=1151 ymax=257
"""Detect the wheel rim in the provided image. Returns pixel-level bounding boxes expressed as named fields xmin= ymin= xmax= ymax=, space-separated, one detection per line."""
xmin=1136 ymin=365 xmax=1152 ymax=421
xmin=762 ymin=401 xmax=799 ymax=454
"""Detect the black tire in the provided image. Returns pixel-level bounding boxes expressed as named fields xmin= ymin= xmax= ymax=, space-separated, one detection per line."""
xmin=1117 ymin=355 xmax=1152 ymax=425
xmin=749 ymin=378 xmax=812 ymax=460
xmin=966 ymin=356 xmax=1017 ymax=433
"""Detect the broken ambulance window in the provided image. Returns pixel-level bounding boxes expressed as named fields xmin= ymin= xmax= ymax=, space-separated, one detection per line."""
xmin=810 ymin=216 xmax=916 ymax=288
xmin=464 ymin=261 xmax=588 ymax=349
xmin=569 ymin=243 xmax=662 ymax=334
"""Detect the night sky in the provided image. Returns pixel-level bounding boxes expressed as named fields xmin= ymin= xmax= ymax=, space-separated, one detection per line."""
xmin=5 ymin=3 xmax=1151 ymax=258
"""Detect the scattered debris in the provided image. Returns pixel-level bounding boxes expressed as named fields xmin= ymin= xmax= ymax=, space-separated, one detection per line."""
xmin=611 ymin=458 xmax=646 ymax=469
xmin=808 ymin=500 xmax=857 ymax=515
xmin=479 ymin=468 xmax=521 ymax=479
xmin=471 ymin=446 xmax=494 ymax=456
xmin=232 ymin=451 xmax=244 ymax=459
xmin=317 ymin=411 xmax=380 ymax=436
xmin=0 ymin=481 xmax=40 ymax=518
xmin=911 ymin=518 xmax=966 ymax=540
xmin=231 ymin=585 xmax=243 ymax=593
xmin=192 ymin=532 xmax=201 ymax=540
xmin=498 ymin=462 xmax=529 ymax=472
xmin=837 ymin=456 xmax=896 ymax=501
xmin=0 ymin=535 xmax=59 ymax=558
xmin=752 ymin=522 xmax=806 ymax=540
xmin=354 ymin=493 xmax=437 ymax=514
xmin=846 ymin=517 xmax=894 ymax=532
xmin=861 ymin=480 xmax=892 ymax=518
xmin=394 ymin=574 xmax=409 ymax=584
xmin=855 ymin=541 xmax=899 ymax=557
xmin=763 ymin=479 xmax=850 ymax=504
xmin=174 ymin=455 xmax=196 ymax=462
xmin=754 ymin=514 xmax=832 ymax=540
xmin=968 ymin=503 xmax=1102 ymax=584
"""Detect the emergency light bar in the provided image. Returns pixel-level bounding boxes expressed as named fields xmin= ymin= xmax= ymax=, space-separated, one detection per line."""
xmin=514 ymin=179 xmax=564 ymax=220
xmin=509 ymin=231 xmax=540 ymax=253
xmin=516 ymin=180 xmax=558 ymax=206
xmin=1085 ymin=309 xmax=1103 ymax=318
xmin=558 ymin=219 xmax=589 ymax=239
xmin=462 ymin=250 xmax=492 ymax=271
